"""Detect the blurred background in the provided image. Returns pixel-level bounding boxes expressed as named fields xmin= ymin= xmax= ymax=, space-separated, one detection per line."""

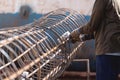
xmin=0 ymin=0 xmax=95 ymax=28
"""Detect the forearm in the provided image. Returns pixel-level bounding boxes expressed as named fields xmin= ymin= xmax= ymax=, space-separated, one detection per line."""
xmin=81 ymin=34 xmax=94 ymax=41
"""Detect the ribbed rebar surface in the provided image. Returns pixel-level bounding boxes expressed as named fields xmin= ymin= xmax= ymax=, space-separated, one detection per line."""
xmin=0 ymin=8 xmax=87 ymax=80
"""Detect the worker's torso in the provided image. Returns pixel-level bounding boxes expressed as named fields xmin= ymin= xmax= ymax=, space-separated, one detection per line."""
xmin=95 ymin=0 xmax=120 ymax=55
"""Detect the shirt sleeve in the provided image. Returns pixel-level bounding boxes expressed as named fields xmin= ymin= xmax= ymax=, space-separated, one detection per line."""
xmin=80 ymin=0 xmax=106 ymax=34
xmin=82 ymin=34 xmax=94 ymax=41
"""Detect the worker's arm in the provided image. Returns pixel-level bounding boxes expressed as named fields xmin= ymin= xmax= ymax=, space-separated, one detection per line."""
xmin=80 ymin=0 xmax=106 ymax=34
xmin=81 ymin=34 xmax=94 ymax=41
xmin=70 ymin=34 xmax=94 ymax=43
xmin=70 ymin=0 xmax=106 ymax=43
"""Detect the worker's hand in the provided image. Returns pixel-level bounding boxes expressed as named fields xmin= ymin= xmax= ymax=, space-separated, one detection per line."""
xmin=60 ymin=31 xmax=70 ymax=43
xmin=69 ymin=29 xmax=81 ymax=43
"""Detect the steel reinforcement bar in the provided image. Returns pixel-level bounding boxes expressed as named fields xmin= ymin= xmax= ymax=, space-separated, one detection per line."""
xmin=0 ymin=8 xmax=87 ymax=80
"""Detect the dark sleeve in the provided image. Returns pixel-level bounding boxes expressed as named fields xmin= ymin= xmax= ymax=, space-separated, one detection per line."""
xmin=82 ymin=34 xmax=94 ymax=41
xmin=79 ymin=0 xmax=106 ymax=34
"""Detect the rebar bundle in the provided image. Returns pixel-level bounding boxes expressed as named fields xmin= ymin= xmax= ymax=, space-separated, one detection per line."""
xmin=0 ymin=8 xmax=87 ymax=80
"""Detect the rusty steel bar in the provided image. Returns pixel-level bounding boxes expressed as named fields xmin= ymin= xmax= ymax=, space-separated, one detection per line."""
xmin=0 ymin=8 xmax=87 ymax=80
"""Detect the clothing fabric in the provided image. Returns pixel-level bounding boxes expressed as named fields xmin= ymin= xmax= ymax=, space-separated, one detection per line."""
xmin=79 ymin=0 xmax=120 ymax=55
xmin=81 ymin=34 xmax=94 ymax=41
xmin=105 ymin=53 xmax=120 ymax=56
xmin=96 ymin=55 xmax=120 ymax=80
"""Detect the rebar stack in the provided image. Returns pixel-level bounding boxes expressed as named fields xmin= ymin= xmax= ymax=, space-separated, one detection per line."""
xmin=0 ymin=8 xmax=87 ymax=80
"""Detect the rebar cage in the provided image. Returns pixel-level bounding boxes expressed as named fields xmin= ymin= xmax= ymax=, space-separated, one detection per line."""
xmin=0 ymin=8 xmax=87 ymax=80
